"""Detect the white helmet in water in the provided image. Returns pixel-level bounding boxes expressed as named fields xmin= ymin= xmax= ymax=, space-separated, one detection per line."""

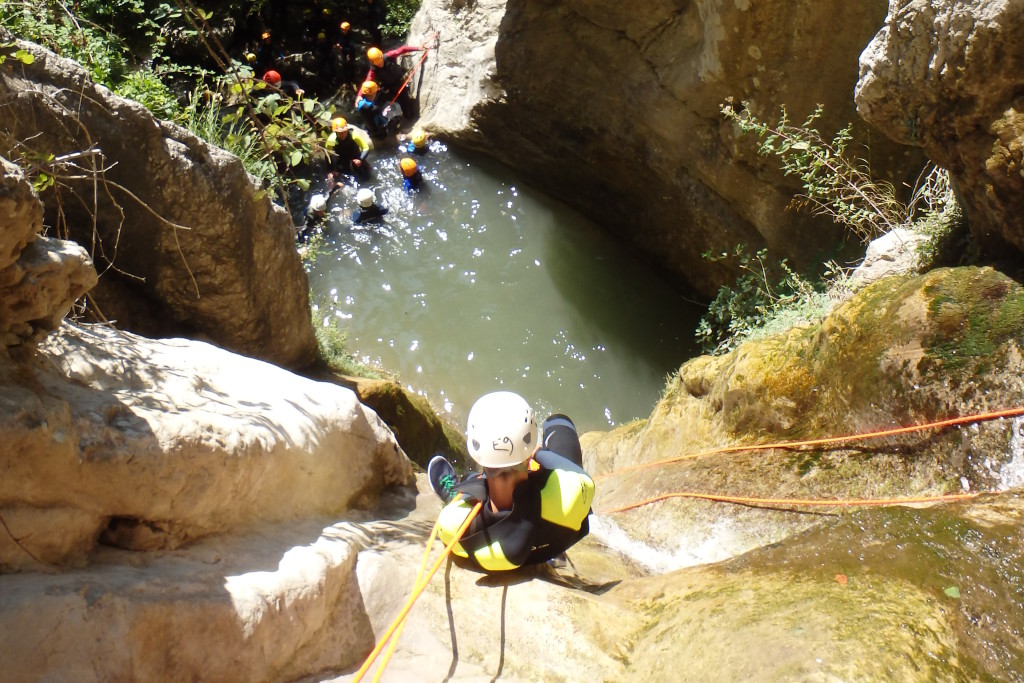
xmin=465 ymin=391 xmax=537 ymax=468
xmin=309 ymin=193 xmax=327 ymax=213
xmin=356 ymin=188 xmax=375 ymax=208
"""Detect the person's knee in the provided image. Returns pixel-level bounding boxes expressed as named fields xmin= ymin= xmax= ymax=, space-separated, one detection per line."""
xmin=541 ymin=415 xmax=583 ymax=465
xmin=543 ymin=414 xmax=577 ymax=435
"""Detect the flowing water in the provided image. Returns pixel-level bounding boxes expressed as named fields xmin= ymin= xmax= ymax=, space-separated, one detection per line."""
xmin=305 ymin=142 xmax=703 ymax=432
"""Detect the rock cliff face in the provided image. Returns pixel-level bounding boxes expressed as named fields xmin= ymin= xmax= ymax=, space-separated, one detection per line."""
xmin=0 ymin=158 xmax=412 ymax=573
xmin=0 ymin=31 xmax=316 ymax=369
xmin=410 ymin=0 xmax=923 ymax=296
xmin=856 ymin=0 xmax=1024 ymax=256
xmin=0 ymin=127 xmax=418 ymax=680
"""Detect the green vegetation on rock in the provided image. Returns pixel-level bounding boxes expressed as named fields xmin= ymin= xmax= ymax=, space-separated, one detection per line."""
xmin=698 ymin=103 xmax=966 ymax=356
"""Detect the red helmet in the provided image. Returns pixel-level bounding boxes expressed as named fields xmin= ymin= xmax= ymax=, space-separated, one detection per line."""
xmin=263 ymin=70 xmax=282 ymax=85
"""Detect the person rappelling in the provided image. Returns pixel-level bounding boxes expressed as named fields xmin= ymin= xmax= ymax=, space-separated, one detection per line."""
xmin=363 ymin=44 xmax=423 ymax=113
xmin=427 ymin=392 xmax=595 ymax=572
xmin=364 ymin=32 xmax=437 ymax=120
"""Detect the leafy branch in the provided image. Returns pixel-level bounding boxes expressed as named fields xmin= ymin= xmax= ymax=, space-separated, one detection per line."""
xmin=722 ymin=101 xmax=906 ymax=243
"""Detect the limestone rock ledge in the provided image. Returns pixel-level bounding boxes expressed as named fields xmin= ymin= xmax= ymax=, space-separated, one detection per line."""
xmin=856 ymin=0 xmax=1024 ymax=255
xmin=0 ymin=158 xmax=97 ymax=350
xmin=0 ymin=322 xmax=413 ymax=571
xmin=584 ymin=266 xmax=1024 ymax=569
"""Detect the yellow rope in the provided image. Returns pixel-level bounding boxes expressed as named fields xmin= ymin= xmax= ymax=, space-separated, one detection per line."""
xmin=370 ymin=507 xmax=445 ymax=683
xmin=352 ymin=500 xmax=481 ymax=683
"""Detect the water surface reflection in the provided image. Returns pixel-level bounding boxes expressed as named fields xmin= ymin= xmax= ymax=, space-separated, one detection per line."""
xmin=306 ymin=146 xmax=703 ymax=432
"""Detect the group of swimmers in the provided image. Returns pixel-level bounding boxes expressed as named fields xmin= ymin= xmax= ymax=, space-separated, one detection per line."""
xmin=297 ymin=119 xmax=432 ymax=243
xmin=234 ymin=3 xmax=438 ymax=243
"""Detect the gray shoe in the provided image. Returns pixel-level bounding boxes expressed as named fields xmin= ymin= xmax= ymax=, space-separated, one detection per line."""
xmin=427 ymin=455 xmax=457 ymax=504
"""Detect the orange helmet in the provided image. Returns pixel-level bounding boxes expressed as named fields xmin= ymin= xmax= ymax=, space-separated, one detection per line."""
xmin=400 ymin=157 xmax=418 ymax=177
xmin=340 ymin=21 xmax=351 ymax=32
xmin=367 ymin=47 xmax=384 ymax=67
xmin=360 ymin=80 xmax=379 ymax=97
xmin=331 ymin=117 xmax=348 ymax=134
xmin=263 ymin=70 xmax=281 ymax=85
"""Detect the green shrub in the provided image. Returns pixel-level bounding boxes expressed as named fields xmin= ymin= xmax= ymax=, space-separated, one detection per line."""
xmin=696 ymin=247 xmax=841 ymax=354
xmin=115 ymin=70 xmax=181 ymax=119
xmin=382 ymin=0 xmax=421 ymax=38
xmin=700 ymin=102 xmax=964 ymax=355
xmin=722 ymin=101 xmax=906 ymax=244
xmin=313 ymin=307 xmax=386 ymax=379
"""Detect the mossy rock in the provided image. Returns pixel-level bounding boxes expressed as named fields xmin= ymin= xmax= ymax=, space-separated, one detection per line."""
xmin=319 ymin=373 xmax=467 ymax=470
xmin=584 ymin=491 xmax=1024 ymax=682
xmin=585 ymin=266 xmax=1024 ymax=566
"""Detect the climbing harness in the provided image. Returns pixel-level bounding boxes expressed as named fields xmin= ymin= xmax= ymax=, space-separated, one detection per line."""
xmin=596 ymin=406 xmax=1024 ymax=514
xmin=352 ymin=498 xmax=481 ymax=683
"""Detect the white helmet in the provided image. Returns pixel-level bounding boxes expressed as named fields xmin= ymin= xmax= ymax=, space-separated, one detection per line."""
xmin=356 ymin=187 xmax=375 ymax=208
xmin=465 ymin=391 xmax=536 ymax=468
xmin=309 ymin=193 xmax=327 ymax=212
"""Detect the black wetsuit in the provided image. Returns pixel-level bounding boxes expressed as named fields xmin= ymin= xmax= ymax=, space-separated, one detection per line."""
xmin=438 ymin=415 xmax=594 ymax=571
xmin=353 ymin=204 xmax=388 ymax=223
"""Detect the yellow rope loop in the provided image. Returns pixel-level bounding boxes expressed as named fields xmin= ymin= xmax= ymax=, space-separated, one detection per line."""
xmin=370 ymin=499 xmax=448 ymax=683
xmin=352 ymin=499 xmax=481 ymax=683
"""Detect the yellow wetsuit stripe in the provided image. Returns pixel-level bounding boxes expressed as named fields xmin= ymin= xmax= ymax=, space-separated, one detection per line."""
xmin=471 ymin=541 xmax=516 ymax=572
xmin=437 ymin=499 xmax=472 ymax=558
xmin=539 ymin=469 xmax=595 ymax=529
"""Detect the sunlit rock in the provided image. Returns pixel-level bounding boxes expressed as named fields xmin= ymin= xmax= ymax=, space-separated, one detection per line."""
xmin=0 ymin=157 xmax=96 ymax=350
xmin=856 ymin=0 xmax=1024 ymax=256
xmin=0 ymin=322 xmax=412 ymax=570
xmin=586 ymin=266 xmax=1024 ymax=570
xmin=411 ymin=0 xmax=923 ymax=296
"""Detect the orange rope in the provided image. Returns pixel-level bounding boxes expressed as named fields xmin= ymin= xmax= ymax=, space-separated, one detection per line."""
xmin=596 ymin=406 xmax=1024 ymax=482
xmin=352 ymin=500 xmax=481 ymax=683
xmin=385 ymin=32 xmax=438 ymax=109
xmin=601 ymin=490 xmax=980 ymax=515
